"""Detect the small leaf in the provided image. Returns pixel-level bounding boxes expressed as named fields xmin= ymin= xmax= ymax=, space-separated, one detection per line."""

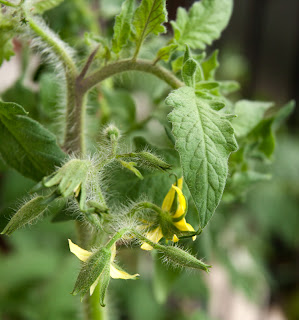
xmin=201 ymin=50 xmax=219 ymax=80
xmin=182 ymin=58 xmax=198 ymax=87
xmin=171 ymin=0 xmax=233 ymax=50
xmin=112 ymin=0 xmax=135 ymax=54
xmin=154 ymin=44 xmax=178 ymax=63
xmin=132 ymin=0 xmax=167 ymax=55
xmin=0 ymin=101 xmax=66 ymax=181
xmin=32 ymin=0 xmax=65 ymax=14
xmin=0 ymin=12 xmax=16 ymax=66
xmin=166 ymin=87 xmax=237 ymax=228
xmin=231 ymin=100 xmax=273 ymax=138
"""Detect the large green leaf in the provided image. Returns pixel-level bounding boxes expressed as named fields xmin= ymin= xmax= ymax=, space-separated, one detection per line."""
xmin=171 ymin=0 xmax=233 ymax=50
xmin=0 ymin=101 xmax=66 ymax=181
xmin=166 ymin=87 xmax=238 ymax=228
xmin=132 ymin=0 xmax=167 ymax=51
xmin=112 ymin=0 xmax=135 ymax=54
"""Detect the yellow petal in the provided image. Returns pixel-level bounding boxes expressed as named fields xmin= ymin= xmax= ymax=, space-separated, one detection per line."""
xmin=161 ymin=184 xmax=176 ymax=212
xmin=141 ymin=226 xmax=163 ymax=251
xmin=177 ymin=177 xmax=183 ymax=190
xmin=68 ymin=239 xmax=92 ymax=262
xmin=90 ymin=275 xmax=101 ymax=295
xmin=173 ymin=220 xmax=197 ymax=241
xmin=110 ymin=243 xmax=117 ymax=262
xmin=110 ymin=263 xmax=139 ymax=279
xmin=172 ymin=185 xmax=186 ymax=218
xmin=172 ymin=234 xmax=179 ymax=242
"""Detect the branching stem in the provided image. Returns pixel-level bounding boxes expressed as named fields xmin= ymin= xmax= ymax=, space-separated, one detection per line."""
xmin=81 ymin=59 xmax=183 ymax=93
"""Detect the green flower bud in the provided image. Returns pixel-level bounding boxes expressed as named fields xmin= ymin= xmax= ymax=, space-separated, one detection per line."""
xmin=159 ymin=245 xmax=211 ymax=272
xmin=72 ymin=247 xmax=111 ymax=299
xmin=103 ymin=124 xmax=120 ymax=141
xmin=134 ymin=152 xmax=171 ymax=171
xmin=1 ymin=194 xmax=56 ymax=236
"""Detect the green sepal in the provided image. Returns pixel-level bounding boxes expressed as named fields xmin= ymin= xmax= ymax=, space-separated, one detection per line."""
xmin=72 ymin=247 xmax=111 ymax=298
xmin=1 ymin=193 xmax=57 ymax=235
xmin=158 ymin=246 xmax=211 ymax=272
xmin=119 ymin=160 xmax=144 ymax=180
xmin=99 ymin=265 xmax=111 ymax=307
xmin=43 ymin=159 xmax=93 ymax=209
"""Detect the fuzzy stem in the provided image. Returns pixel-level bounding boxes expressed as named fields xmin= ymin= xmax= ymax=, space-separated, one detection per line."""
xmin=81 ymin=59 xmax=183 ymax=93
xmin=0 ymin=0 xmax=17 ymax=7
xmin=85 ymin=284 xmax=106 ymax=320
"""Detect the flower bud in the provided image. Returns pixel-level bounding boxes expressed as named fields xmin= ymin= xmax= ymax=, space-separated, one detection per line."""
xmin=72 ymin=247 xmax=111 ymax=298
xmin=1 ymin=194 xmax=56 ymax=235
xmin=103 ymin=124 xmax=120 ymax=141
xmin=119 ymin=160 xmax=143 ymax=180
xmin=134 ymin=152 xmax=171 ymax=171
xmin=159 ymin=245 xmax=211 ymax=272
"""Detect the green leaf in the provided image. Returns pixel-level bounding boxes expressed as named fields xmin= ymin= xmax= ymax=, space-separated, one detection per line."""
xmin=171 ymin=0 xmax=233 ymax=50
xmin=166 ymin=87 xmax=238 ymax=228
xmin=132 ymin=0 xmax=167 ymax=55
xmin=0 ymin=101 xmax=66 ymax=181
xmin=154 ymin=44 xmax=178 ymax=63
xmin=0 ymin=13 xmax=15 ymax=66
xmin=231 ymin=100 xmax=273 ymax=138
xmin=201 ymin=50 xmax=219 ymax=80
xmin=32 ymin=0 xmax=65 ymax=14
xmin=112 ymin=0 xmax=135 ymax=54
xmin=182 ymin=58 xmax=198 ymax=87
xmin=272 ymin=100 xmax=295 ymax=130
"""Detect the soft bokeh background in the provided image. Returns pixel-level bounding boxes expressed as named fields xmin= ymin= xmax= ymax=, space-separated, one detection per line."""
xmin=0 ymin=1 xmax=298 ymax=319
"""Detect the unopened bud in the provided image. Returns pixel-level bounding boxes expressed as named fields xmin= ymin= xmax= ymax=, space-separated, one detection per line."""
xmin=159 ymin=245 xmax=211 ymax=272
xmin=72 ymin=247 xmax=111 ymax=298
xmin=103 ymin=125 xmax=120 ymax=141
xmin=135 ymin=152 xmax=171 ymax=171
xmin=1 ymin=194 xmax=56 ymax=235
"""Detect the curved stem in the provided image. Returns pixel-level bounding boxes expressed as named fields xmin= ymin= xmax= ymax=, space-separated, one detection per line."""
xmin=81 ymin=59 xmax=183 ymax=93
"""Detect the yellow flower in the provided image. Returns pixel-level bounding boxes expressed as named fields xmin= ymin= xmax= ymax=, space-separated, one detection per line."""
xmin=68 ymin=239 xmax=139 ymax=295
xmin=141 ymin=177 xmax=196 ymax=251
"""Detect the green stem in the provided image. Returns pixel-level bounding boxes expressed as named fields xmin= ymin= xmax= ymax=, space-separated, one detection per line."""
xmin=0 ymin=0 xmax=17 ymax=7
xmin=81 ymin=59 xmax=183 ymax=93
xmin=85 ymin=284 xmax=106 ymax=320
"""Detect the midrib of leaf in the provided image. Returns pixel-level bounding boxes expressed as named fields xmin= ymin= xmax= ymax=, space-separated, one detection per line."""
xmin=134 ymin=0 xmax=163 ymax=57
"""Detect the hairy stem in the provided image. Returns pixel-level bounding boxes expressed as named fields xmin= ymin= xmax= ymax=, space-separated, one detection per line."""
xmin=0 ymin=0 xmax=17 ymax=7
xmin=81 ymin=59 xmax=183 ymax=93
